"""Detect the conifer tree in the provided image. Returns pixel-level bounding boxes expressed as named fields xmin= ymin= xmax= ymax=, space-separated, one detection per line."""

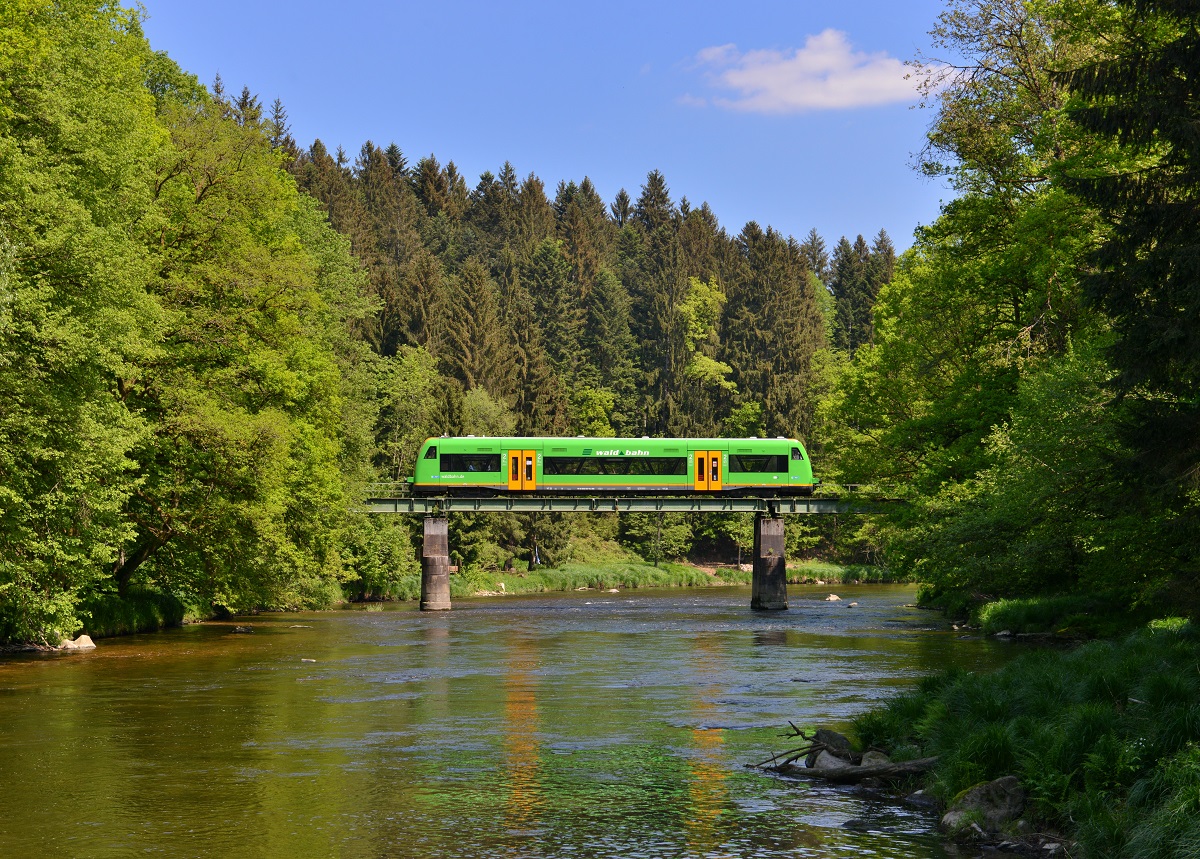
xmin=830 ymin=235 xmax=873 ymax=354
xmin=442 ymin=259 xmax=511 ymax=394
xmin=524 ymin=239 xmax=583 ymax=381
xmin=514 ymin=173 xmax=556 ymax=257
xmin=610 ymin=188 xmax=632 ymax=226
xmin=798 ymin=227 xmax=830 ymax=284
xmin=582 ymin=271 xmax=640 ymax=432
xmin=412 ymin=154 xmax=450 ymax=216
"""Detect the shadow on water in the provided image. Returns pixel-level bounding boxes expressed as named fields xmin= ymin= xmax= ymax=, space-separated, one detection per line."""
xmin=0 ymin=585 xmax=1024 ymax=858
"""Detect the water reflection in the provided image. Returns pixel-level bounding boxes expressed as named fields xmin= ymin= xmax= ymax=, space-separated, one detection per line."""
xmin=0 ymin=585 xmax=1021 ymax=859
xmin=503 ymin=631 xmax=541 ymax=840
xmin=684 ymin=633 xmax=730 ymax=856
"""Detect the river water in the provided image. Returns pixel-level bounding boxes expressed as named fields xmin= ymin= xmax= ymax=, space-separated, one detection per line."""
xmin=0 ymin=585 xmax=1017 ymax=859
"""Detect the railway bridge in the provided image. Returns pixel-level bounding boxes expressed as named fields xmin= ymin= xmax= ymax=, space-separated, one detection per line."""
xmin=364 ymin=485 xmax=872 ymax=613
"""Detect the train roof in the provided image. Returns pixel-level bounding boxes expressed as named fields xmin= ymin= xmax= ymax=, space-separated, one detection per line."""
xmin=420 ymin=436 xmax=804 ymax=449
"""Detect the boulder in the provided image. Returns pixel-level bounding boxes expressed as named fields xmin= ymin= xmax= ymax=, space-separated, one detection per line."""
xmin=941 ymin=775 xmax=1026 ymax=835
xmin=805 ymin=728 xmax=855 ymax=767
xmin=811 ymin=750 xmax=854 ymax=770
xmin=58 ymin=634 xmax=96 ymax=651
xmin=860 ymin=750 xmax=891 ymax=767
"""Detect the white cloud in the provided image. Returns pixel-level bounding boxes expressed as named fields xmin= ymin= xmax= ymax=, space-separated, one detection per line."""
xmin=692 ymin=30 xmax=918 ymax=114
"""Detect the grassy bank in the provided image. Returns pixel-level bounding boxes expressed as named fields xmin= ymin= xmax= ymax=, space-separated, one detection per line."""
xmin=79 ymin=588 xmax=188 ymax=638
xmin=348 ymin=556 xmax=893 ymax=602
xmin=851 ymin=619 xmax=1200 ymax=858
xmin=974 ymin=594 xmax=1156 ymax=638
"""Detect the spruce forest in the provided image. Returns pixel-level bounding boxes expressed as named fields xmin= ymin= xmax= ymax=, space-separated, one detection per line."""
xmin=3 ymin=0 xmax=1199 ymax=644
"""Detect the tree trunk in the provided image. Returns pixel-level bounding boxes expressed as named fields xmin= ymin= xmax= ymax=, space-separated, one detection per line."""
xmin=775 ymin=757 xmax=940 ymax=784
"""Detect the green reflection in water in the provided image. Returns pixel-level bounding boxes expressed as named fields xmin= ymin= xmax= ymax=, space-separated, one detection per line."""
xmin=0 ymin=586 xmax=1020 ymax=858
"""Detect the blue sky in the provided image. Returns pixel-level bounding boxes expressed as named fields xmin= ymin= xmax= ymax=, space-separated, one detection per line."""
xmin=139 ymin=0 xmax=955 ymax=251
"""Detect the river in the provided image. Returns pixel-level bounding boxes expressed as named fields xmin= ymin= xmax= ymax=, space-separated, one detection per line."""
xmin=0 ymin=585 xmax=1018 ymax=858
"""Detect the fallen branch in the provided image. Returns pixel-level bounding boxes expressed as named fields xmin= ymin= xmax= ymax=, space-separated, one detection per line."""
xmin=749 ymin=743 xmax=819 ymax=769
xmin=774 ymin=756 xmax=940 ymax=784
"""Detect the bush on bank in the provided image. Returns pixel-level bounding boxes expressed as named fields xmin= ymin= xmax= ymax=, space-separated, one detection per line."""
xmin=79 ymin=588 xmax=186 ymax=638
xmin=852 ymin=620 xmax=1200 ymax=858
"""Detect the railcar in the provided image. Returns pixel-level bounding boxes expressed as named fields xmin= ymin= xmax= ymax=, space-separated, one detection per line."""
xmin=409 ymin=437 xmax=815 ymax=496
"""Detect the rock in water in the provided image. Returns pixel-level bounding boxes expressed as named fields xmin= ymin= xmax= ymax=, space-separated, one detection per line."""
xmin=805 ymin=728 xmax=855 ymax=767
xmin=811 ymin=750 xmax=854 ymax=770
xmin=59 ymin=634 xmax=96 ymax=651
xmin=825 ymin=594 xmax=841 ymax=601
xmin=860 ymin=750 xmax=891 ymax=767
xmin=941 ymin=775 xmax=1026 ymax=835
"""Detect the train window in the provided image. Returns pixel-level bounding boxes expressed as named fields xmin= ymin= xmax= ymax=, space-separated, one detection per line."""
xmin=729 ymin=454 xmax=789 ymax=473
xmin=424 ymin=446 xmax=438 ymax=459
xmin=711 ymin=456 xmax=719 ymax=482
xmin=441 ymin=453 xmax=501 ymax=473
xmin=544 ymin=457 xmax=585 ymax=475
xmin=791 ymin=447 xmax=805 ymax=461
xmin=547 ymin=457 xmax=686 ymax=476
xmin=511 ymin=457 xmax=520 ymax=481
xmin=525 ymin=457 xmax=533 ymax=481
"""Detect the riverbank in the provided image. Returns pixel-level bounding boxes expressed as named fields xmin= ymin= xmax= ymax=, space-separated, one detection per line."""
xmin=31 ymin=557 xmax=891 ymax=645
xmin=400 ymin=557 xmax=892 ymax=601
xmin=847 ymin=618 xmax=1200 ymax=858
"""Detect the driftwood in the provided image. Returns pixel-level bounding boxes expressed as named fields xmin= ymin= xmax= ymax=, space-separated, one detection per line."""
xmin=773 ymin=756 xmax=940 ymax=784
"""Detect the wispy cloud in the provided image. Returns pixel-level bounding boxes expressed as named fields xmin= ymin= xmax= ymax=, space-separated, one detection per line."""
xmin=691 ymin=30 xmax=917 ymax=114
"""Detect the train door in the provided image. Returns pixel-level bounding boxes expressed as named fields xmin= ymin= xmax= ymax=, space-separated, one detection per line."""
xmin=522 ymin=449 xmax=537 ymax=491
xmin=693 ymin=450 xmax=723 ymax=492
xmin=508 ymin=449 xmax=538 ymax=491
xmin=508 ymin=452 xmax=523 ymax=491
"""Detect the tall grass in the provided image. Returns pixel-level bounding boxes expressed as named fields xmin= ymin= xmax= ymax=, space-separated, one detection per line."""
xmin=977 ymin=594 xmax=1148 ymax=637
xmin=852 ymin=619 xmax=1200 ymax=858
xmin=80 ymin=588 xmax=186 ymax=638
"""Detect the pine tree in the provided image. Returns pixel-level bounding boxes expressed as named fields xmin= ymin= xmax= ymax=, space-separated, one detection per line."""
xmin=582 ymin=270 xmax=640 ymax=432
xmin=514 ymin=172 xmax=556 ymax=257
xmin=798 ymin=227 xmax=830 ymax=284
xmin=610 ymin=188 xmax=632 ymax=226
xmin=524 ymin=239 xmax=583 ymax=381
xmin=442 ymin=259 xmax=511 ymax=394
xmin=830 ymin=235 xmax=873 ymax=354
xmin=868 ymin=229 xmax=896 ymax=294
xmin=412 ymin=154 xmax=449 ymax=216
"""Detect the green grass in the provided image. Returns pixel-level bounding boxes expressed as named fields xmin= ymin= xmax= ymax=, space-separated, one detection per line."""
xmin=786 ymin=560 xmax=898 ymax=584
xmin=851 ymin=619 xmax=1200 ymax=857
xmin=79 ymin=587 xmax=186 ymax=638
xmin=976 ymin=594 xmax=1152 ymax=637
xmin=451 ymin=558 xmax=744 ymax=598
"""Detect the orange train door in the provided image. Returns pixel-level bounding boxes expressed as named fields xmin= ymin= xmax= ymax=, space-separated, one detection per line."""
xmin=694 ymin=450 xmax=723 ymax=492
xmin=523 ymin=449 xmax=537 ymax=491
xmin=508 ymin=449 xmax=538 ymax=491
xmin=508 ymin=452 xmax=523 ymax=491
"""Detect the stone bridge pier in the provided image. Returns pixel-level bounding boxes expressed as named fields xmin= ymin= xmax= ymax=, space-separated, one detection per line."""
xmin=751 ymin=513 xmax=788 ymax=611
xmin=420 ymin=517 xmax=452 ymax=611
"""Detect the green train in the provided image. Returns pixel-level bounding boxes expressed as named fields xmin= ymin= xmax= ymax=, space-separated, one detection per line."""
xmin=409 ymin=436 xmax=816 ymax=496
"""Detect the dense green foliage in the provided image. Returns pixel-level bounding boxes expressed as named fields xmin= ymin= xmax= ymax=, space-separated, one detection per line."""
xmin=854 ymin=620 xmax=1200 ymax=857
xmin=0 ymin=1 xmax=894 ymax=644
xmin=0 ymin=2 xmax=401 ymax=643
xmin=818 ymin=0 xmax=1200 ymax=619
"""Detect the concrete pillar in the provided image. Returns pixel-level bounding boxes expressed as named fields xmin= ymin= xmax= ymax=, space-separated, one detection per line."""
xmin=421 ymin=516 xmax=452 ymax=611
xmin=751 ymin=514 xmax=788 ymax=611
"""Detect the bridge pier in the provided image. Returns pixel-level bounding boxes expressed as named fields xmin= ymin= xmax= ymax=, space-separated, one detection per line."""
xmin=420 ymin=516 xmax=452 ymax=611
xmin=751 ymin=513 xmax=788 ymax=611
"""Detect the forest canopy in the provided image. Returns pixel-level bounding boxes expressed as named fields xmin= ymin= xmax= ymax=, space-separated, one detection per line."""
xmin=3 ymin=0 xmax=1196 ymax=644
